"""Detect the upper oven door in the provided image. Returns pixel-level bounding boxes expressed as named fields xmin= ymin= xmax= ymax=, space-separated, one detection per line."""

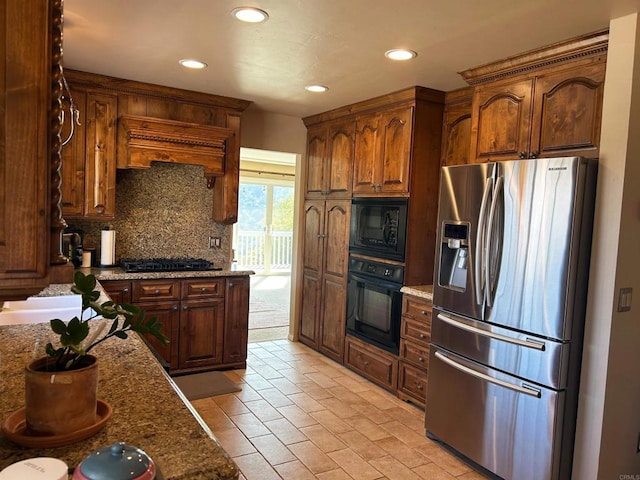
xmin=349 ymin=198 xmax=407 ymax=261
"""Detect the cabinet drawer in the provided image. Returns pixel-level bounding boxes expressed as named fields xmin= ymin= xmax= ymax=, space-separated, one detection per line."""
xmin=101 ymin=280 xmax=132 ymax=304
xmin=401 ymin=316 xmax=431 ymax=346
xmin=182 ymin=278 xmax=224 ymax=298
xmin=345 ymin=336 xmax=397 ymax=391
xmin=398 ymin=361 xmax=427 ymax=405
xmin=132 ymin=279 xmax=180 ymax=302
xmin=402 ymin=296 xmax=433 ymax=323
xmin=399 ymin=339 xmax=430 ymax=370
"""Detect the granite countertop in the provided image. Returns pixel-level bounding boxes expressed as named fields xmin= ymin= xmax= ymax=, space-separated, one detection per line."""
xmin=81 ymin=266 xmax=254 ymax=281
xmin=0 ymin=320 xmax=239 ymax=479
xmin=400 ymin=284 xmax=433 ymax=302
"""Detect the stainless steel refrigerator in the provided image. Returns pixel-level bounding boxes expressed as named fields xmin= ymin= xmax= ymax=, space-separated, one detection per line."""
xmin=425 ymin=157 xmax=597 ymax=480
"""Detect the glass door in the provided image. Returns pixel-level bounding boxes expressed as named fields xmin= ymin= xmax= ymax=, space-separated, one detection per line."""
xmin=233 ymin=178 xmax=294 ymax=274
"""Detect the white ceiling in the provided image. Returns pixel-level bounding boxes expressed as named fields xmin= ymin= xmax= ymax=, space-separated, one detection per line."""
xmin=62 ymin=0 xmax=639 ymax=119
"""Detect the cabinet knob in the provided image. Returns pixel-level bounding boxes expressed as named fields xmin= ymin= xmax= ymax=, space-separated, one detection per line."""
xmin=95 ymin=205 xmax=106 ymax=214
xmin=418 ymin=356 xmax=424 ymax=363
xmin=420 ymin=310 xmax=427 ymax=315
xmin=519 ymin=151 xmax=527 ymax=159
xmin=123 ymin=288 xmax=129 ymax=293
xmin=201 ymin=287 xmax=207 ymax=292
xmin=182 ymin=305 xmax=188 ymax=310
xmin=153 ymin=289 xmax=160 ymax=295
xmin=364 ymin=361 xmax=369 ymax=368
xmin=172 ymin=305 xmax=179 ymax=311
xmin=419 ymin=333 xmax=426 ymax=339
xmin=417 ymin=384 xmax=423 ymax=390
xmin=229 ymin=282 xmax=235 ymax=287
xmin=529 ymin=150 xmax=539 ymax=159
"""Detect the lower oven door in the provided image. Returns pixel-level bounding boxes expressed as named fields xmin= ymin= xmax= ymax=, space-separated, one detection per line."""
xmin=425 ymin=346 xmax=565 ymax=480
xmin=346 ymin=270 xmax=402 ymax=354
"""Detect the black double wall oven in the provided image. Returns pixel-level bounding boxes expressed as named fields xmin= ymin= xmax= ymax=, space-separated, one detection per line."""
xmin=346 ymin=198 xmax=407 ymax=355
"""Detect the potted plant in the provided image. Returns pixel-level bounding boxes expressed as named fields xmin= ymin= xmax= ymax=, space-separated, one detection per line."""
xmin=25 ymin=271 xmax=168 ymax=437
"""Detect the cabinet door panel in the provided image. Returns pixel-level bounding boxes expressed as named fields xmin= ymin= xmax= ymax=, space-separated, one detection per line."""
xmin=179 ymin=298 xmax=225 ymax=369
xmin=379 ymin=106 xmax=413 ymax=193
xmin=223 ymin=277 xmax=249 ymax=364
xmin=100 ymin=280 xmax=132 ymax=304
xmin=471 ymin=79 xmax=533 ymax=163
xmin=353 ymin=113 xmax=379 ymax=194
xmin=326 ymin=120 xmax=355 ymax=196
xmin=531 ymin=62 xmax=605 ymax=158
xmin=323 ymin=200 xmax=350 ymax=278
xmin=319 ymin=275 xmax=346 ymax=362
xmin=299 ymin=272 xmax=321 ymax=347
xmin=302 ymin=201 xmax=324 ymax=274
xmin=84 ymin=92 xmax=117 ymax=218
xmin=61 ymin=88 xmax=87 ymax=217
xmin=136 ymin=300 xmax=180 ymax=370
xmin=305 ymin=127 xmax=327 ymax=197
xmin=441 ymin=102 xmax=472 ymax=166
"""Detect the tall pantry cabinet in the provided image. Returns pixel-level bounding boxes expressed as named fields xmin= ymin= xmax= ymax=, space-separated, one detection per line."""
xmin=298 ymin=121 xmax=354 ymax=363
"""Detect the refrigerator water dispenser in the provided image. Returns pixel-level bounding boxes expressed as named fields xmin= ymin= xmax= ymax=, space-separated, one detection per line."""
xmin=438 ymin=223 xmax=469 ymax=291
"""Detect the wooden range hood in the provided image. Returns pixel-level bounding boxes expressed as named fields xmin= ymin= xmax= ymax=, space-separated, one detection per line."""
xmin=117 ymin=114 xmax=236 ymax=185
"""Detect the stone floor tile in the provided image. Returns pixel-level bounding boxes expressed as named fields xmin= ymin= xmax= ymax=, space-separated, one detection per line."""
xmin=328 ymin=448 xmax=385 ymax=480
xmin=232 ymin=453 xmax=281 ymax=480
xmin=274 ymin=460 xmax=318 ymax=480
xmin=288 ymin=440 xmax=340 ymax=474
xmin=242 ymin=398 xmax=283 ymax=422
xmin=213 ymin=427 xmax=256 ymax=457
xmin=263 ymin=417 xmax=308 ymax=445
xmin=300 ymin=424 xmax=348 ymax=453
xmin=250 ymin=433 xmax=296 ymax=465
xmin=229 ymin=412 xmax=272 ymax=438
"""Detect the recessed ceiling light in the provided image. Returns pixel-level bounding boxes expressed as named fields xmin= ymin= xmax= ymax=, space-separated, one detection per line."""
xmin=305 ymin=85 xmax=329 ymax=93
xmin=179 ymin=59 xmax=208 ymax=69
xmin=232 ymin=7 xmax=269 ymax=23
xmin=384 ymin=49 xmax=418 ymax=61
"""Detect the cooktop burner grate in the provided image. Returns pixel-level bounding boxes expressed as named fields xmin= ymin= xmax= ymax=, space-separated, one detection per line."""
xmin=119 ymin=258 xmax=222 ymax=273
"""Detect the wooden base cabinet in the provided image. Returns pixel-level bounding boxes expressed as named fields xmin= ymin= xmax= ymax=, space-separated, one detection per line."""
xmin=101 ymin=276 xmax=249 ymax=373
xmin=344 ymin=335 xmax=398 ymax=392
xmin=397 ymin=294 xmax=432 ymax=407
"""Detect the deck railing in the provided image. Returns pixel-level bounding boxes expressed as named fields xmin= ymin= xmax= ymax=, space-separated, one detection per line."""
xmin=234 ymin=230 xmax=293 ymax=272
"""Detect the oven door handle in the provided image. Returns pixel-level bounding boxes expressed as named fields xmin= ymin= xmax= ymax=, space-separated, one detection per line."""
xmin=348 ymin=271 xmax=402 ymax=292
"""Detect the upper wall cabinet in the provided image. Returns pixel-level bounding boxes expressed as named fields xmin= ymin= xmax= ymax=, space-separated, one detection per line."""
xmin=62 ymin=88 xmax=118 ymax=219
xmin=353 ymin=106 xmax=413 ymax=196
xmin=61 ymin=70 xmax=250 ymax=224
xmin=440 ymin=88 xmax=473 ymax=166
xmin=460 ymin=29 xmax=608 ymax=164
xmin=305 ymin=120 xmax=355 ymax=199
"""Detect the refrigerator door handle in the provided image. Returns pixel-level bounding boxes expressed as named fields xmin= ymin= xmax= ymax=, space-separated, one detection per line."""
xmin=475 ymin=177 xmax=493 ymax=306
xmin=437 ymin=313 xmax=546 ymax=350
xmin=435 ymin=350 xmax=542 ymax=398
xmin=484 ymin=175 xmax=503 ymax=307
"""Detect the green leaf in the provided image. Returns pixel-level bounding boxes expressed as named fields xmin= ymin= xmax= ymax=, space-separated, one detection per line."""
xmin=50 ymin=318 xmax=68 ymax=334
xmin=114 ymin=331 xmax=128 ymax=339
xmin=45 ymin=343 xmax=65 ymax=357
xmin=108 ymin=318 xmax=119 ymax=334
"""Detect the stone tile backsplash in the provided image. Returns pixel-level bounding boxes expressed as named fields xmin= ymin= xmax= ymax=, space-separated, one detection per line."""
xmin=68 ymin=163 xmax=231 ymax=268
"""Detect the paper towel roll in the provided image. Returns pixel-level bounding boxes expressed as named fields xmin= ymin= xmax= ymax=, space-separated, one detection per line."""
xmin=100 ymin=229 xmax=116 ymax=266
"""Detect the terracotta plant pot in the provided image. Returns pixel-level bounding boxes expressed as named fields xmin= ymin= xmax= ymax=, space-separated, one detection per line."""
xmin=24 ymin=355 xmax=98 ymax=436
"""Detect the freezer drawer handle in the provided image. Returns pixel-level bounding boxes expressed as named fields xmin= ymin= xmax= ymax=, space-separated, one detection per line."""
xmin=437 ymin=313 xmax=546 ymax=351
xmin=435 ymin=351 xmax=542 ymax=398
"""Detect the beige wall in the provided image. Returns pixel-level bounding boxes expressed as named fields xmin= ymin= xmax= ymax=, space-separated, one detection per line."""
xmin=240 ymin=108 xmax=307 ymax=156
xmin=573 ymin=12 xmax=640 ymax=478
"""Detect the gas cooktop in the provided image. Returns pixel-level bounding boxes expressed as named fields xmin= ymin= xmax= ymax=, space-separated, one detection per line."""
xmin=119 ymin=258 xmax=222 ymax=273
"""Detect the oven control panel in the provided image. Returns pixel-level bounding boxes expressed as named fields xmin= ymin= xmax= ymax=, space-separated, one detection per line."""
xmin=349 ymin=256 xmax=404 ymax=284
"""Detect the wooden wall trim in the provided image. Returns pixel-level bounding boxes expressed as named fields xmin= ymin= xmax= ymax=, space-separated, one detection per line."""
xmin=459 ymin=29 xmax=609 ymax=86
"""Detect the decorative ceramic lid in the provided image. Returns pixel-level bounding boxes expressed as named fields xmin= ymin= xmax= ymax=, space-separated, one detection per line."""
xmin=74 ymin=443 xmax=155 ymax=480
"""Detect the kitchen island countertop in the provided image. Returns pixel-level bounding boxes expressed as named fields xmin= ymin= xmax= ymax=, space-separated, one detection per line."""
xmin=83 ymin=266 xmax=254 ymax=281
xmin=0 ymin=319 xmax=239 ymax=479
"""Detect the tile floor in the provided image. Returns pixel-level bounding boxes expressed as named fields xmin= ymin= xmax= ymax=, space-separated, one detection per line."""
xmin=191 ymin=340 xmax=490 ymax=480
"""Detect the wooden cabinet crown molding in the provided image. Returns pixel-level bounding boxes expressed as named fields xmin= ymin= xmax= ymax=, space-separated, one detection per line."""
xmin=65 ymin=69 xmax=251 ymax=111
xmin=459 ymin=29 xmax=608 ymax=86
xmin=117 ymin=114 xmax=233 ymax=176
xmin=302 ymin=86 xmax=444 ymax=127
